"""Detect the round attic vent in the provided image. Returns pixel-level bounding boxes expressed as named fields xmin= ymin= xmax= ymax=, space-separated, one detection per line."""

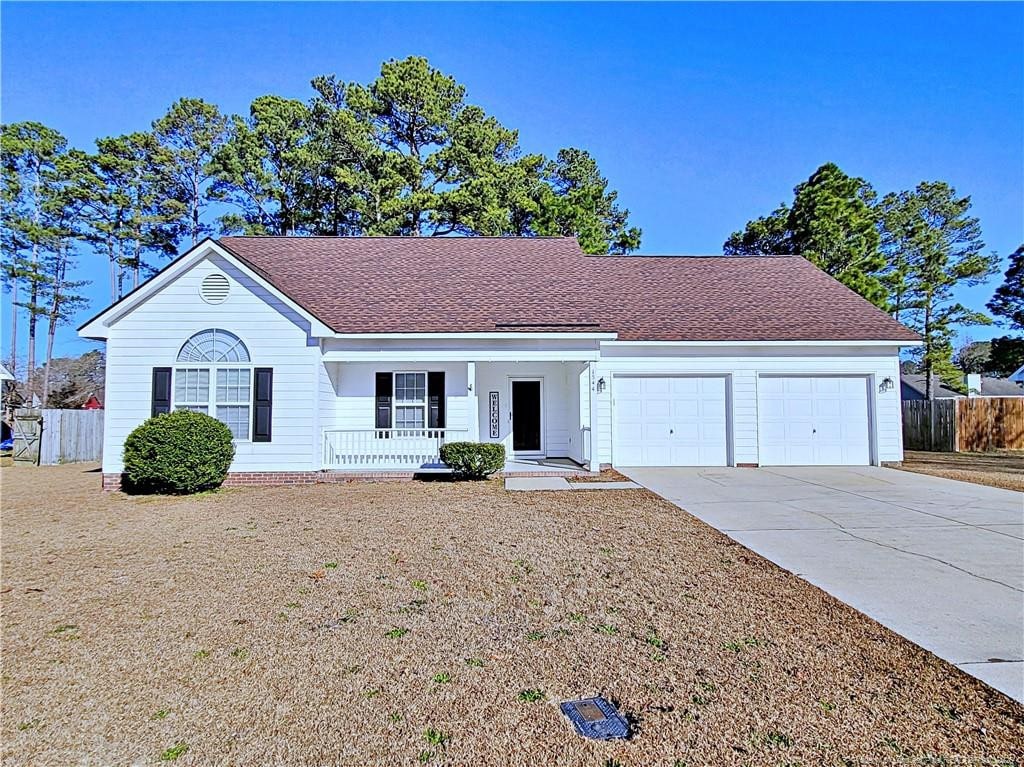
xmin=200 ymin=273 xmax=230 ymax=304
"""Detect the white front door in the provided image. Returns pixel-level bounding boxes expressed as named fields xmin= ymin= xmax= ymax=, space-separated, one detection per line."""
xmin=613 ymin=376 xmax=729 ymax=466
xmin=758 ymin=376 xmax=871 ymax=465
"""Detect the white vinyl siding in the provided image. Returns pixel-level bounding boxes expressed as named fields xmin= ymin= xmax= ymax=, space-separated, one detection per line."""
xmin=100 ymin=255 xmax=321 ymax=474
xmin=318 ymin=362 xmax=340 ymax=432
xmin=566 ymin=363 xmax=589 ymax=464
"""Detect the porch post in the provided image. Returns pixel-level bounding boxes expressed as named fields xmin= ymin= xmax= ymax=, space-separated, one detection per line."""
xmin=587 ymin=361 xmax=600 ymax=472
xmin=467 ymin=361 xmax=480 ymax=441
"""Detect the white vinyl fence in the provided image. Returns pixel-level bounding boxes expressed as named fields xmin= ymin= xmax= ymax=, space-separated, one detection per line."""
xmin=12 ymin=408 xmax=104 ymax=465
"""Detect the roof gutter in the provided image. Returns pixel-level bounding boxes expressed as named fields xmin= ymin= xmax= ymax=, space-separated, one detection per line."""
xmin=600 ymin=339 xmax=922 ymax=347
xmin=329 ymin=331 xmax=619 ymax=340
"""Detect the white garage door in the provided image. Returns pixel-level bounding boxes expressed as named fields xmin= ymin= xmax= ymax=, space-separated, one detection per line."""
xmin=758 ymin=376 xmax=871 ymax=465
xmin=613 ymin=376 xmax=728 ymax=466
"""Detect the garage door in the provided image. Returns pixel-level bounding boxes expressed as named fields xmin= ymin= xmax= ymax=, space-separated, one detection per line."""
xmin=758 ymin=376 xmax=871 ymax=465
xmin=613 ymin=376 xmax=728 ymax=466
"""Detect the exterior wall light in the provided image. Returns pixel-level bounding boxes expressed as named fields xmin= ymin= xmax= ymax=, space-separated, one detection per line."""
xmin=879 ymin=376 xmax=894 ymax=393
xmin=597 ymin=377 xmax=606 ymax=393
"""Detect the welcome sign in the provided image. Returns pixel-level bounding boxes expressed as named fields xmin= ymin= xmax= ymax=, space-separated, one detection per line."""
xmin=488 ymin=392 xmax=500 ymax=438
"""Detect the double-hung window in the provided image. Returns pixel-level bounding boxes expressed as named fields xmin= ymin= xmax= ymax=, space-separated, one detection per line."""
xmin=173 ymin=329 xmax=252 ymax=440
xmin=393 ymin=372 xmax=427 ymax=429
xmin=215 ymin=369 xmax=252 ymax=439
xmin=174 ymin=369 xmax=211 ymax=414
xmin=375 ymin=370 xmax=444 ymax=432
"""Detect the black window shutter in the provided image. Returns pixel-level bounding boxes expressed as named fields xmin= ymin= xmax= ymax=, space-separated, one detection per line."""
xmin=375 ymin=372 xmax=392 ymax=429
xmin=253 ymin=368 xmax=273 ymax=442
xmin=428 ymin=371 xmax=445 ymax=429
xmin=151 ymin=367 xmax=172 ymax=417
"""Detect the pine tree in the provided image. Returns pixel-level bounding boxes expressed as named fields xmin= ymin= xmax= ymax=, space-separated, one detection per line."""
xmin=878 ymin=182 xmax=999 ymax=397
xmin=1 ymin=122 xmax=68 ymax=385
xmin=724 ymin=163 xmax=886 ymax=307
xmin=209 ymin=96 xmax=320 ymax=235
xmin=153 ymin=98 xmax=229 ymax=245
xmin=987 ymin=244 xmax=1024 ymax=331
xmin=76 ymin=133 xmax=179 ymax=299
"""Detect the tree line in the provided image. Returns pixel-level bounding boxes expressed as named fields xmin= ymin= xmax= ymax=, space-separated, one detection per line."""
xmin=724 ymin=163 xmax=1022 ymax=396
xmin=2 ymin=56 xmax=641 ymax=403
xmin=3 ymin=57 xmax=1020 ymax=406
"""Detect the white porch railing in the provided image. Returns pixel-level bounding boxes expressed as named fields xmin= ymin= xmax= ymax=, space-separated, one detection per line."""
xmin=322 ymin=429 xmax=469 ymax=470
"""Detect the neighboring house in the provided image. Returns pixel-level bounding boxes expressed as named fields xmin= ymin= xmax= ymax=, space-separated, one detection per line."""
xmin=901 ymin=375 xmax=962 ymax=400
xmin=976 ymin=377 xmax=1024 ymax=396
xmin=1012 ymin=364 xmax=1024 ymax=386
xmin=0 ymin=362 xmax=13 ymax=414
xmin=0 ymin=364 xmax=13 ymax=445
xmin=81 ymin=394 xmax=104 ymax=410
xmin=79 ymin=237 xmax=920 ymax=489
xmin=901 ymin=374 xmax=1024 ymax=400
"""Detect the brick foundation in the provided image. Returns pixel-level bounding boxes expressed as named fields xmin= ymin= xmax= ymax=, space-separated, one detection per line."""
xmin=101 ymin=471 xmax=415 ymax=491
xmin=222 ymin=472 xmax=320 ymax=486
xmin=102 ymin=466 xmax=585 ymax=491
xmin=102 ymin=473 xmax=124 ymax=491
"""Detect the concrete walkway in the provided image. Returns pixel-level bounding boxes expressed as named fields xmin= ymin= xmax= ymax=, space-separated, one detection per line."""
xmin=621 ymin=465 xmax=1024 ymax=703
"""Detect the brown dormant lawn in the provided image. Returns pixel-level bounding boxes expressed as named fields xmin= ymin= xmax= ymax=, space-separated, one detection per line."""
xmin=2 ymin=464 xmax=1022 ymax=766
xmin=895 ymin=450 xmax=1024 ymax=493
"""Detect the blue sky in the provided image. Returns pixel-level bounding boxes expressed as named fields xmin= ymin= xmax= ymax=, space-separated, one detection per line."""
xmin=2 ymin=1 xmax=1022 ymax=359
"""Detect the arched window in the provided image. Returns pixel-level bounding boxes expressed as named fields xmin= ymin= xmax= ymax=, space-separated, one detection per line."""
xmin=177 ymin=329 xmax=250 ymax=363
xmin=173 ymin=330 xmax=252 ymax=440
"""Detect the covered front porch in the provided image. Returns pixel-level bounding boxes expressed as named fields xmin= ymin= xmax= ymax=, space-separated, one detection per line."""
xmin=317 ymin=341 xmax=601 ymax=473
xmin=322 ymin=428 xmax=587 ymax=475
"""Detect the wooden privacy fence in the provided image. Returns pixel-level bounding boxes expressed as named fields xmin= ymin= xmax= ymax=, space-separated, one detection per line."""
xmin=903 ymin=400 xmax=957 ymax=451
xmin=11 ymin=408 xmax=104 ymax=465
xmin=957 ymin=397 xmax=1024 ymax=452
xmin=902 ymin=398 xmax=1024 ymax=452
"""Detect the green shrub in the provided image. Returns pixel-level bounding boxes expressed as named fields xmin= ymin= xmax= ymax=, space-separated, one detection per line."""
xmin=439 ymin=441 xmax=505 ymax=479
xmin=123 ymin=410 xmax=235 ymax=494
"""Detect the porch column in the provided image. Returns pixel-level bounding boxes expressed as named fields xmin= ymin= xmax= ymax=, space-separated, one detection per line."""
xmin=587 ymin=361 xmax=600 ymax=472
xmin=467 ymin=361 xmax=480 ymax=441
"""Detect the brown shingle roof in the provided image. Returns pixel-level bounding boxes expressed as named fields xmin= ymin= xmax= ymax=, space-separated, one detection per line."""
xmin=217 ymin=236 xmax=919 ymax=342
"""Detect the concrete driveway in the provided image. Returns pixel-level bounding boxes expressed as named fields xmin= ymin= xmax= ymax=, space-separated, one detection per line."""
xmin=620 ymin=465 xmax=1024 ymax=702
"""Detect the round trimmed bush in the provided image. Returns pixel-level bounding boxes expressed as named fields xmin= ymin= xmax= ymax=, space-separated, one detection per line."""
xmin=123 ymin=410 xmax=235 ymax=494
xmin=439 ymin=441 xmax=506 ymax=480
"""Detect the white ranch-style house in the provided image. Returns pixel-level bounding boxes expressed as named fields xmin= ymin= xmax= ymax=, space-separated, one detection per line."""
xmin=79 ymin=237 xmax=920 ymax=489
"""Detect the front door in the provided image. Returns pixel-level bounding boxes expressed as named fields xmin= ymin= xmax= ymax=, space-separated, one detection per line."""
xmin=511 ymin=379 xmax=543 ymax=454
